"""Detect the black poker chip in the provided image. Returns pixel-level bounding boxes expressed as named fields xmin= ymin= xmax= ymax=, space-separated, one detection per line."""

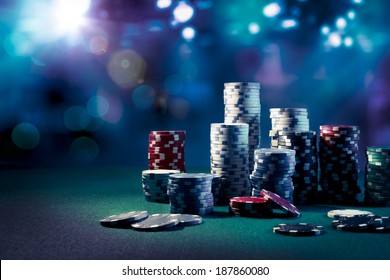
xmin=332 ymin=214 xmax=383 ymax=232
xmin=273 ymin=223 xmax=325 ymax=236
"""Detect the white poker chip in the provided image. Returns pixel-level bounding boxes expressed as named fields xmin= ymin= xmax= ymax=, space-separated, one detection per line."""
xmin=327 ymin=209 xmax=374 ymax=219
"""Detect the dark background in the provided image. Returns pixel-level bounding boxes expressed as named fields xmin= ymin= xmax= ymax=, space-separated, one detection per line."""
xmin=0 ymin=0 xmax=389 ymax=169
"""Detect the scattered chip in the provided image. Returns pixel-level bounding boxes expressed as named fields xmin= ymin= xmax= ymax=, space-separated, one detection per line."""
xmin=273 ymin=223 xmax=325 ymax=236
xmin=327 ymin=209 xmax=374 ymax=219
xmin=131 ymin=214 xmax=179 ymax=231
xmin=169 ymin=214 xmax=203 ymax=226
xmin=332 ymin=215 xmax=382 ymax=232
xmin=100 ymin=211 xmax=148 ymax=227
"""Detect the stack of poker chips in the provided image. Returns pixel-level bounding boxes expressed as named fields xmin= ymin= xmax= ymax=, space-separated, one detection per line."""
xmin=269 ymin=108 xmax=317 ymax=204
xmin=223 ymin=82 xmax=261 ymax=172
xmin=319 ymin=125 xmax=360 ymax=205
xmin=250 ymin=148 xmax=296 ymax=203
xmin=210 ymin=123 xmax=250 ymax=202
xmin=271 ymin=130 xmax=318 ymax=204
xmin=141 ymin=169 xmax=180 ymax=203
xmin=148 ymin=130 xmax=186 ymax=172
xmin=167 ymin=173 xmax=214 ymax=216
xmin=269 ymin=108 xmax=309 ymax=132
xmin=211 ymin=175 xmax=226 ymax=206
xmin=364 ymin=146 xmax=390 ymax=206
xmin=229 ymin=196 xmax=272 ymax=217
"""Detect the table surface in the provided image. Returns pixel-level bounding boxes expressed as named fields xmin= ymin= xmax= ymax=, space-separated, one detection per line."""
xmin=0 ymin=166 xmax=389 ymax=260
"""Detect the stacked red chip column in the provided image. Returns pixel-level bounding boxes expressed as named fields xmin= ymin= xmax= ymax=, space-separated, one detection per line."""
xmin=148 ymin=130 xmax=186 ymax=172
xmin=319 ymin=125 xmax=360 ymax=204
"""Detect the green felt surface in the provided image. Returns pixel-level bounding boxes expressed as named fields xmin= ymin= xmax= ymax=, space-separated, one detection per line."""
xmin=0 ymin=166 xmax=389 ymax=260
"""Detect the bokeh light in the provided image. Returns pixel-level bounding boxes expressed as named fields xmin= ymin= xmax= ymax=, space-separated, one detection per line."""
xmin=182 ymin=26 xmax=196 ymax=41
xmin=263 ymin=2 xmax=282 ymax=18
xmin=281 ymin=19 xmax=298 ymax=29
xmin=248 ymin=22 xmax=260 ymax=34
xmin=69 ymin=136 xmax=99 ymax=162
xmin=12 ymin=123 xmax=40 ymax=150
xmin=336 ymin=17 xmax=347 ymax=29
xmin=344 ymin=37 xmax=354 ymax=47
xmin=173 ymin=1 xmax=195 ymax=23
xmin=63 ymin=106 xmax=90 ymax=131
xmin=87 ymin=95 xmax=110 ymax=118
xmin=156 ymin=0 xmax=172 ymax=10
xmin=89 ymin=35 xmax=108 ymax=55
xmin=132 ymin=84 xmax=156 ymax=110
xmin=328 ymin=32 xmax=342 ymax=48
xmin=107 ymin=50 xmax=147 ymax=88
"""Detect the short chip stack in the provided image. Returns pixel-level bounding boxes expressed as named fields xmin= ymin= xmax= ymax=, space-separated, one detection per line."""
xmin=271 ymin=130 xmax=318 ymax=204
xmin=167 ymin=173 xmax=214 ymax=216
xmin=148 ymin=130 xmax=186 ymax=172
xmin=319 ymin=125 xmax=361 ymax=205
xmin=250 ymin=148 xmax=296 ymax=203
xmin=229 ymin=196 xmax=272 ymax=217
xmin=365 ymin=146 xmax=390 ymax=206
xmin=141 ymin=169 xmax=180 ymax=203
xmin=269 ymin=108 xmax=309 ymax=132
xmin=210 ymin=123 xmax=250 ymax=203
xmin=223 ymin=82 xmax=261 ymax=173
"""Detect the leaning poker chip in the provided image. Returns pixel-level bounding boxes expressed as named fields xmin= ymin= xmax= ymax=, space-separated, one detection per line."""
xmin=100 ymin=211 xmax=149 ymax=227
xmin=332 ymin=215 xmax=382 ymax=232
xmin=260 ymin=189 xmax=300 ymax=217
xmin=327 ymin=209 xmax=374 ymax=219
xmin=131 ymin=214 xmax=179 ymax=231
xmin=273 ymin=223 xmax=325 ymax=236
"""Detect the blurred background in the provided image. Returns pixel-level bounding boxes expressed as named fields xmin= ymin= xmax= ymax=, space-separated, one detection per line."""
xmin=0 ymin=0 xmax=389 ymax=169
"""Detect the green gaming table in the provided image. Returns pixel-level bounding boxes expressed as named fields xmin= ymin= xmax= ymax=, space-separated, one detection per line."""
xmin=0 ymin=166 xmax=389 ymax=260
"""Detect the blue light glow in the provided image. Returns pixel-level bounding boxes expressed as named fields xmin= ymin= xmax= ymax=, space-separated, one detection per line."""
xmin=281 ymin=19 xmax=298 ymax=29
xmin=248 ymin=22 xmax=261 ymax=34
xmin=344 ymin=37 xmax=354 ymax=47
xmin=328 ymin=32 xmax=342 ymax=47
xmin=263 ymin=2 xmax=282 ymax=18
xmin=347 ymin=10 xmax=356 ymax=20
xmin=182 ymin=26 xmax=197 ymax=40
xmin=321 ymin=25 xmax=330 ymax=35
xmin=12 ymin=123 xmax=40 ymax=150
xmin=336 ymin=17 xmax=347 ymax=29
xmin=156 ymin=0 xmax=172 ymax=10
xmin=173 ymin=1 xmax=195 ymax=23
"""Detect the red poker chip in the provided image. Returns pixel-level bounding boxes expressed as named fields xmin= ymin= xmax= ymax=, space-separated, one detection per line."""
xmin=149 ymin=134 xmax=185 ymax=140
xmin=148 ymin=152 xmax=184 ymax=158
xmin=229 ymin=196 xmax=268 ymax=204
xmin=320 ymin=125 xmax=359 ymax=131
xmin=150 ymin=130 xmax=186 ymax=136
xmin=148 ymin=144 xmax=185 ymax=149
xmin=148 ymin=147 xmax=185 ymax=152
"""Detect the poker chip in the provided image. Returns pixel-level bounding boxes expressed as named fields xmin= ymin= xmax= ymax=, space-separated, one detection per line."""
xmin=229 ymin=196 xmax=272 ymax=217
xmin=210 ymin=123 xmax=251 ymax=202
xmin=100 ymin=211 xmax=149 ymax=227
xmin=319 ymin=125 xmax=361 ymax=205
xmin=260 ymin=189 xmax=300 ymax=217
xmin=251 ymin=148 xmax=296 ymax=202
xmin=131 ymin=214 xmax=179 ymax=231
xmin=168 ymin=214 xmax=203 ymax=226
xmin=141 ymin=169 xmax=180 ymax=203
xmin=369 ymin=216 xmax=390 ymax=232
xmin=365 ymin=146 xmax=390 ymax=206
xmin=332 ymin=215 xmax=382 ymax=232
xmin=273 ymin=223 xmax=325 ymax=236
xmin=148 ymin=130 xmax=186 ymax=172
xmin=327 ymin=209 xmax=374 ymax=219
xmin=168 ymin=173 xmax=214 ymax=215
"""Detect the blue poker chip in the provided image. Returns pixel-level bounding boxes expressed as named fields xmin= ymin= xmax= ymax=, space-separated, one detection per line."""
xmin=332 ymin=215 xmax=382 ymax=231
xmin=168 ymin=214 xmax=203 ymax=226
xmin=273 ymin=223 xmax=324 ymax=236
